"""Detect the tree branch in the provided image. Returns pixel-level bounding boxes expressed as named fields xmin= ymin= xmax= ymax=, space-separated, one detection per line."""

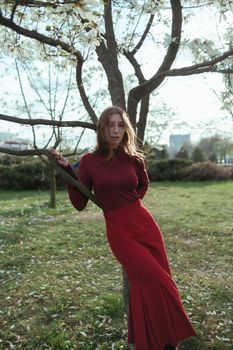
xmin=128 ymin=3 xmax=233 ymax=103
xmin=0 ymin=13 xmax=83 ymax=60
xmin=95 ymin=0 xmax=125 ymax=108
xmin=104 ymin=0 xmax=117 ymax=58
xmin=167 ymin=50 xmax=233 ymax=75
xmin=128 ymin=0 xmax=182 ymax=120
xmin=123 ymin=50 xmax=148 ymax=128
xmin=152 ymin=48 xmax=233 ymax=79
xmin=167 ymin=67 xmax=233 ymax=76
xmin=124 ymin=51 xmax=145 ymax=84
xmin=2 ymin=0 xmax=82 ymax=9
xmin=136 ymin=94 xmax=150 ymax=146
xmin=75 ymin=61 xmax=98 ymax=125
xmin=130 ymin=14 xmax=155 ymax=56
xmin=123 ymin=14 xmax=153 ymax=126
xmin=0 ymin=114 xmax=97 ymax=130
xmin=15 ymin=59 xmax=37 ymax=149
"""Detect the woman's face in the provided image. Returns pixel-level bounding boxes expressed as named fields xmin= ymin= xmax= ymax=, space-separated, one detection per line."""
xmin=106 ymin=113 xmax=126 ymax=148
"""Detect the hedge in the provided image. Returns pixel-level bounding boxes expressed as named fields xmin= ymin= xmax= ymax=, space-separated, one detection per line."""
xmin=146 ymin=158 xmax=233 ymax=181
xmin=146 ymin=158 xmax=193 ymax=181
xmin=185 ymin=161 xmax=233 ymax=181
xmin=0 ymin=162 xmax=51 ymax=190
xmin=0 ymin=159 xmax=232 ymax=190
xmin=0 ymin=161 xmax=67 ymax=190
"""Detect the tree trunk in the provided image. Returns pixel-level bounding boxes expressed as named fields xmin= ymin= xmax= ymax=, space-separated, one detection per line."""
xmin=122 ymin=268 xmax=130 ymax=317
xmin=49 ymin=162 xmax=56 ymax=208
xmin=137 ymin=95 xmax=150 ymax=145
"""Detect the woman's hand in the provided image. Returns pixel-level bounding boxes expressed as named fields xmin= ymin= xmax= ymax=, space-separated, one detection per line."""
xmin=50 ymin=148 xmax=69 ymax=167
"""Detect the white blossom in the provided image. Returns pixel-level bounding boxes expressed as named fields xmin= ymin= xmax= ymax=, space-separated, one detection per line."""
xmin=187 ymin=38 xmax=220 ymax=61
xmin=79 ymin=29 xmax=101 ymax=49
xmin=163 ymin=33 xmax=171 ymax=49
xmin=74 ymin=0 xmax=100 ymax=21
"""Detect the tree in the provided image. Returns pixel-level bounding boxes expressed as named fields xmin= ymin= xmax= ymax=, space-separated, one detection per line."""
xmin=209 ymin=152 xmax=218 ymax=163
xmin=198 ymin=135 xmax=220 ymax=157
xmin=143 ymin=140 xmax=168 ymax=162
xmin=174 ymin=146 xmax=189 ymax=159
xmin=0 ymin=0 xmax=233 ymax=152
xmin=191 ymin=146 xmax=205 ymax=162
xmin=197 ymin=135 xmax=233 ymax=163
xmin=160 ymin=146 xmax=169 ymax=160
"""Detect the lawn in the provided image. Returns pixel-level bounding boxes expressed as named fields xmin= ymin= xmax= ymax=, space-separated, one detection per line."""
xmin=0 ymin=181 xmax=232 ymax=350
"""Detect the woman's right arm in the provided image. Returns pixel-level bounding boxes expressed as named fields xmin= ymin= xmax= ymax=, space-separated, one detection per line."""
xmin=66 ymin=155 xmax=92 ymax=211
xmin=50 ymin=149 xmax=91 ymax=211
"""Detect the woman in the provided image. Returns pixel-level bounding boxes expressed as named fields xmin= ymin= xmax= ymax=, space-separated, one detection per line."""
xmin=51 ymin=106 xmax=196 ymax=350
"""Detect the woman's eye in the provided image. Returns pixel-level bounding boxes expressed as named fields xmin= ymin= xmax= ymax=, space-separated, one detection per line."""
xmin=109 ymin=123 xmax=124 ymax=128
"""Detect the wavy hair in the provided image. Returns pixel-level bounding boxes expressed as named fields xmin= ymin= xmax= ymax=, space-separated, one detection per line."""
xmin=94 ymin=106 xmax=142 ymax=159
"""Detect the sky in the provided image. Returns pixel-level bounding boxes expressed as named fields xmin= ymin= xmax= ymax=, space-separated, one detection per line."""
xmin=0 ymin=3 xmax=232 ymax=149
xmin=155 ymin=73 xmax=232 ymax=143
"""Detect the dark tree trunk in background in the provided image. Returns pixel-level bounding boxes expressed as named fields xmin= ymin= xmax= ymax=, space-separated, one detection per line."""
xmin=122 ymin=269 xmax=130 ymax=317
xmin=49 ymin=162 xmax=56 ymax=208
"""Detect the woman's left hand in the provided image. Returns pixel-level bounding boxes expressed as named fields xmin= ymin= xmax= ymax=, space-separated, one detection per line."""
xmin=50 ymin=148 xmax=69 ymax=167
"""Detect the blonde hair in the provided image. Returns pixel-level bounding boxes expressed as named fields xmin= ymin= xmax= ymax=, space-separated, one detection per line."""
xmin=94 ymin=106 xmax=142 ymax=159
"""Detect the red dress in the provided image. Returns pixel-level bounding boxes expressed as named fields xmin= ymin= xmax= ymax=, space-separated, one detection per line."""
xmin=66 ymin=148 xmax=196 ymax=350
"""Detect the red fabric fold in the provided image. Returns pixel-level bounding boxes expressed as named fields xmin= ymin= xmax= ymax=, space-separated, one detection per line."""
xmin=104 ymin=200 xmax=196 ymax=350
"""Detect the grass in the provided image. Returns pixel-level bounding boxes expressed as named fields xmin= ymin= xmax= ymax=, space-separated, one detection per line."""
xmin=0 ymin=181 xmax=232 ymax=350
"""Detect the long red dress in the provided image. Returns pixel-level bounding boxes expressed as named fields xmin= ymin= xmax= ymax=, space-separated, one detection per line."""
xmin=66 ymin=147 xmax=196 ymax=350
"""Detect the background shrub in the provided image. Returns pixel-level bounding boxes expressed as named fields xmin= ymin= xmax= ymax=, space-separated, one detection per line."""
xmin=0 ymin=162 xmax=51 ymax=190
xmin=186 ymin=162 xmax=232 ymax=181
xmin=0 ymin=161 xmax=67 ymax=190
xmin=146 ymin=158 xmax=193 ymax=181
xmin=146 ymin=158 xmax=233 ymax=181
xmin=0 ymin=155 xmax=82 ymax=190
xmin=0 ymin=158 xmax=232 ymax=190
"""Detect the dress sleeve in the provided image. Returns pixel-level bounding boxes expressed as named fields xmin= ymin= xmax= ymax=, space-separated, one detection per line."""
xmin=66 ymin=154 xmax=92 ymax=211
xmin=135 ymin=157 xmax=150 ymax=199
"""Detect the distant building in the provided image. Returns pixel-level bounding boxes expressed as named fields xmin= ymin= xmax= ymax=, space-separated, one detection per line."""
xmin=169 ymin=134 xmax=191 ymax=158
xmin=3 ymin=140 xmax=32 ymax=151
xmin=0 ymin=132 xmax=32 ymax=150
xmin=0 ymin=132 xmax=14 ymax=144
